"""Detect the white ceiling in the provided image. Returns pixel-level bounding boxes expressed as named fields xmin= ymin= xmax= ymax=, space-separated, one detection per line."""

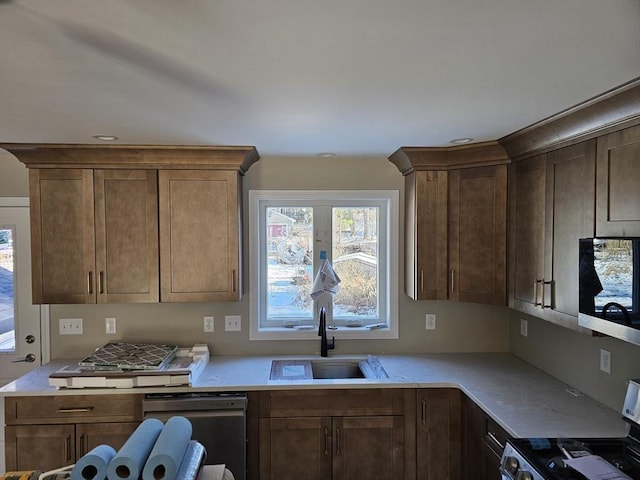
xmin=0 ymin=0 xmax=639 ymax=158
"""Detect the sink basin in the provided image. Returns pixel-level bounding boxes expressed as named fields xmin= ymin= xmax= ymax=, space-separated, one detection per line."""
xmin=269 ymin=357 xmax=388 ymax=380
xmin=311 ymin=360 xmax=365 ymax=379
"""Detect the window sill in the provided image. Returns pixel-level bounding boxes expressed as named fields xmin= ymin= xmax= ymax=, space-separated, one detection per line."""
xmin=249 ymin=325 xmax=399 ymax=341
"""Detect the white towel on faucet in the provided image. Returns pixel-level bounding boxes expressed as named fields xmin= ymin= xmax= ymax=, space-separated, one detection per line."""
xmin=311 ymin=259 xmax=341 ymax=300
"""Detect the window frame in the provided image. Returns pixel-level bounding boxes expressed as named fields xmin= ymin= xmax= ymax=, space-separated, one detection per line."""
xmin=249 ymin=190 xmax=399 ymax=340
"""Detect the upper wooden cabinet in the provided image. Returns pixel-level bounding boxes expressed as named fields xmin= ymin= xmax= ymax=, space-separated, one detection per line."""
xmin=4 ymin=144 xmax=259 ymax=304
xmin=389 ymin=142 xmax=509 ymax=306
xmin=508 ymin=155 xmax=546 ymax=313
xmin=508 ymin=141 xmax=596 ymax=331
xmin=159 ymin=169 xmax=241 ymax=302
xmin=596 ymin=125 xmax=640 ymax=236
xmin=449 ymin=165 xmax=507 ymax=305
xmin=28 ymin=168 xmax=158 ymax=304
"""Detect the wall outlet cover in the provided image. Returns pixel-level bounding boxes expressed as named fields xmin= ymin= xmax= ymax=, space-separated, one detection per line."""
xmin=105 ymin=317 xmax=116 ymax=335
xmin=225 ymin=315 xmax=241 ymax=331
xmin=425 ymin=314 xmax=436 ymax=330
xmin=520 ymin=319 xmax=528 ymax=337
xmin=600 ymin=349 xmax=612 ymax=374
xmin=204 ymin=316 xmax=215 ymax=333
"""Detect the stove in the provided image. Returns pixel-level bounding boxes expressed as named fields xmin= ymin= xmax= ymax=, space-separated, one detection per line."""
xmin=500 ymin=379 xmax=640 ymax=480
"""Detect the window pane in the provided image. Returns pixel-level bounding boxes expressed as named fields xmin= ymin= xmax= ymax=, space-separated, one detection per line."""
xmin=0 ymin=227 xmax=16 ymax=351
xmin=332 ymin=207 xmax=378 ymax=320
xmin=266 ymin=207 xmax=313 ymax=321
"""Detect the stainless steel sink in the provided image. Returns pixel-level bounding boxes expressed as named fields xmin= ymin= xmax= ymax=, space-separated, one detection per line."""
xmin=269 ymin=357 xmax=388 ymax=380
xmin=311 ymin=360 xmax=365 ymax=379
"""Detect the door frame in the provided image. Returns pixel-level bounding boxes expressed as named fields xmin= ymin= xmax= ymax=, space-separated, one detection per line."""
xmin=0 ymin=197 xmax=50 ymax=370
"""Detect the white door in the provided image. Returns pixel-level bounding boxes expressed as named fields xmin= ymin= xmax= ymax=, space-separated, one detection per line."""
xmin=0 ymin=198 xmax=44 ymax=387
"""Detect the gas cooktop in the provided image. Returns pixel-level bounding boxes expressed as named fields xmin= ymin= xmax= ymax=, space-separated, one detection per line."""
xmin=501 ymin=379 xmax=640 ymax=480
xmin=505 ymin=436 xmax=640 ymax=479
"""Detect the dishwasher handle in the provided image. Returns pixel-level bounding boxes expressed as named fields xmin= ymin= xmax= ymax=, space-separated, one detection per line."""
xmin=144 ymin=409 xmax=246 ymax=421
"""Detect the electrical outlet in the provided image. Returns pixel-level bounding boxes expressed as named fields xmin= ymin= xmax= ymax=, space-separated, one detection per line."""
xmin=520 ymin=319 xmax=528 ymax=337
xmin=225 ymin=315 xmax=241 ymax=331
xmin=425 ymin=314 xmax=436 ymax=330
xmin=600 ymin=349 xmax=611 ymax=374
xmin=59 ymin=318 xmax=83 ymax=335
xmin=105 ymin=317 xmax=117 ymax=335
xmin=204 ymin=316 xmax=215 ymax=332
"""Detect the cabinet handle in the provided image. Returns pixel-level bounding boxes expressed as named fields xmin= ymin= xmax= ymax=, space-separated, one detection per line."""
xmin=450 ymin=268 xmax=455 ymax=294
xmin=542 ymin=280 xmax=553 ymax=309
xmin=335 ymin=428 xmax=341 ymax=456
xmin=324 ymin=428 xmax=329 ymax=456
xmin=421 ymin=399 xmax=426 ymax=425
xmin=420 ymin=269 xmax=424 ymax=293
xmin=87 ymin=271 xmax=93 ymax=295
xmin=486 ymin=431 xmax=504 ymax=450
xmin=232 ymin=270 xmax=237 ymax=293
xmin=79 ymin=433 xmax=86 ymax=456
xmin=534 ymin=279 xmax=543 ymax=306
xmin=99 ymin=271 xmax=104 ymax=294
xmin=65 ymin=435 xmax=72 ymax=461
xmin=57 ymin=407 xmax=94 ymax=414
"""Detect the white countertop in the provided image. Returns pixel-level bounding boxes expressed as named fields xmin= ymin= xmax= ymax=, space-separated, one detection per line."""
xmin=1 ymin=353 xmax=629 ymax=439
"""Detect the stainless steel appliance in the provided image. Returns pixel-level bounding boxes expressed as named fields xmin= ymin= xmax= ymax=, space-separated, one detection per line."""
xmin=578 ymin=238 xmax=640 ymax=347
xmin=143 ymin=392 xmax=247 ymax=480
xmin=499 ymin=380 xmax=640 ymax=479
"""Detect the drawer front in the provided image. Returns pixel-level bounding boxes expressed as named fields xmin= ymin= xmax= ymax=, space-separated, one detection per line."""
xmin=5 ymin=394 xmax=143 ymax=424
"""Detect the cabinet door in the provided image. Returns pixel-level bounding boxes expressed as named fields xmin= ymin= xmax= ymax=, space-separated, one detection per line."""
xmin=417 ymin=389 xmax=461 ymax=480
xmin=159 ymin=170 xmax=241 ymax=302
xmin=544 ymin=141 xmax=596 ymax=326
xmin=333 ymin=415 xmax=404 ymax=480
xmin=449 ymin=165 xmax=507 ymax=305
xmin=406 ymin=171 xmax=448 ymax=300
xmin=508 ymin=155 xmax=546 ymax=314
xmin=94 ymin=170 xmax=159 ymax=303
xmin=5 ymin=424 xmax=75 ymax=471
xmin=259 ymin=417 xmax=332 ymax=480
xmin=29 ymin=168 xmax=95 ymax=303
xmin=76 ymin=421 xmax=140 ymax=457
xmin=596 ymin=125 xmax=640 ymax=236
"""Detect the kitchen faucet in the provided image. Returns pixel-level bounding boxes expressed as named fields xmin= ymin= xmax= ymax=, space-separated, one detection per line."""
xmin=318 ymin=307 xmax=335 ymax=357
xmin=601 ymin=302 xmax=632 ymax=326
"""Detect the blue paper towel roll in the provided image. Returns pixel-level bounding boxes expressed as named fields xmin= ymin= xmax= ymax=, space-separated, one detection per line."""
xmin=71 ymin=444 xmax=116 ymax=480
xmin=106 ymin=418 xmax=164 ymax=480
xmin=175 ymin=441 xmax=206 ymax=480
xmin=142 ymin=416 xmax=193 ymax=480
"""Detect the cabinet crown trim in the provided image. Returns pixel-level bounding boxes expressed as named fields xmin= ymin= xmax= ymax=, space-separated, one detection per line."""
xmin=499 ymin=77 xmax=640 ymax=160
xmin=389 ymin=141 xmax=509 ymax=175
xmin=0 ymin=144 xmax=260 ymax=174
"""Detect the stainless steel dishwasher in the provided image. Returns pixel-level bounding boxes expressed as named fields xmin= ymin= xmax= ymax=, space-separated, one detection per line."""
xmin=142 ymin=392 xmax=247 ymax=480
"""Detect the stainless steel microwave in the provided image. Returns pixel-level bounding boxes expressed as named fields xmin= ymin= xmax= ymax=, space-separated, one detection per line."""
xmin=578 ymin=238 xmax=640 ymax=346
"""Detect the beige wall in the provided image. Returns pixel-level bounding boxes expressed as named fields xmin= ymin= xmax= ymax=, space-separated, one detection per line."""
xmin=0 ymin=151 xmax=29 ymax=196
xmin=509 ymin=310 xmax=640 ymax=411
xmin=48 ymin=155 xmax=509 ymax=358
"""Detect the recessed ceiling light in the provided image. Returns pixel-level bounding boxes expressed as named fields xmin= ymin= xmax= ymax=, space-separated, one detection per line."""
xmin=317 ymin=152 xmax=336 ymax=158
xmin=449 ymin=137 xmax=473 ymax=145
xmin=92 ymin=135 xmax=119 ymax=141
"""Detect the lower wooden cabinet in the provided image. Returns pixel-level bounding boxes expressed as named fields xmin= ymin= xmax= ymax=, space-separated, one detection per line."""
xmin=417 ymin=389 xmax=461 ymax=480
xmin=260 ymin=415 xmax=404 ymax=480
xmin=257 ymin=389 xmax=410 ymax=480
xmin=461 ymin=394 xmax=507 ymax=480
xmin=4 ymin=394 xmax=142 ymax=471
xmin=5 ymin=422 xmax=139 ymax=471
